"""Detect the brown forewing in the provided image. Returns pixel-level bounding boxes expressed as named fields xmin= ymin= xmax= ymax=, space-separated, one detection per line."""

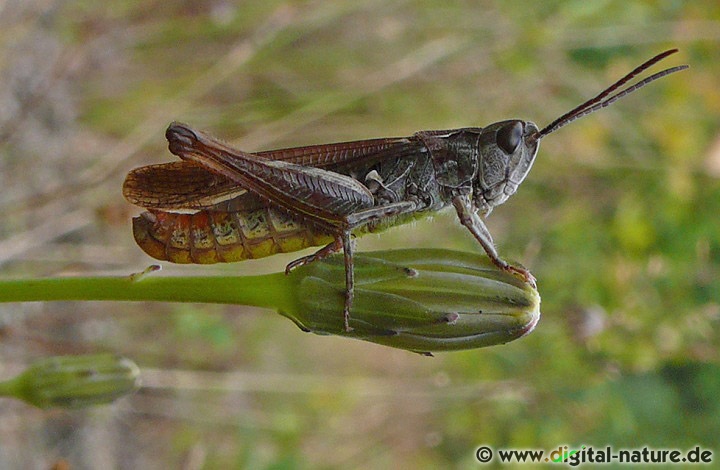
xmin=123 ymin=134 xmax=425 ymax=215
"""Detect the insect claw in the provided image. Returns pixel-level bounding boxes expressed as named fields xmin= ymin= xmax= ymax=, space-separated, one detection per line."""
xmin=490 ymin=255 xmax=536 ymax=288
xmin=507 ymin=264 xmax=536 ymax=288
xmin=128 ymin=264 xmax=161 ymax=282
xmin=343 ymin=310 xmax=353 ymax=332
xmin=284 ymin=259 xmax=301 ymax=275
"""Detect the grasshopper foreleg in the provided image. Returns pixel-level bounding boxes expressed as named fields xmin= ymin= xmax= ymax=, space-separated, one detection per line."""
xmin=452 ymin=194 xmax=536 ymax=287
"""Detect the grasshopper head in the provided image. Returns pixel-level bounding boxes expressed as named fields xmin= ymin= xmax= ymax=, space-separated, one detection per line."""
xmin=473 ymin=49 xmax=688 ymax=216
xmin=473 ymin=119 xmax=540 ymax=216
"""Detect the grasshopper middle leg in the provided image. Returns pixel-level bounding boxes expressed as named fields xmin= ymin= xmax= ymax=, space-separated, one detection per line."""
xmin=285 ymin=201 xmax=420 ymax=332
xmin=284 ymin=234 xmax=355 ymax=332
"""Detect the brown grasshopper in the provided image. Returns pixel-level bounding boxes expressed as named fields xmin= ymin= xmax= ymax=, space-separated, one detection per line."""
xmin=123 ymin=49 xmax=687 ymax=332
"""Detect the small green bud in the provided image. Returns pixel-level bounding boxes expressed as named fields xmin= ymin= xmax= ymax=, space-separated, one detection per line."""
xmin=282 ymin=249 xmax=540 ymax=354
xmin=0 ymin=354 xmax=140 ymax=409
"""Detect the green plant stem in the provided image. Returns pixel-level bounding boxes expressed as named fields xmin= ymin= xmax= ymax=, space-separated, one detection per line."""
xmin=0 ymin=376 xmax=20 ymax=397
xmin=0 ymin=270 xmax=296 ymax=313
xmin=0 ymin=250 xmax=542 ymax=352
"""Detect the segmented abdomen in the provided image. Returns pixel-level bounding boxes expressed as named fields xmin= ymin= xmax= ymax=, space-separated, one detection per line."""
xmin=132 ymin=208 xmax=334 ymax=264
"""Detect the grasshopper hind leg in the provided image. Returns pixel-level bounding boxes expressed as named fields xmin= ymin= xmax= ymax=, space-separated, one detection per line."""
xmin=285 ymin=233 xmax=355 ymax=332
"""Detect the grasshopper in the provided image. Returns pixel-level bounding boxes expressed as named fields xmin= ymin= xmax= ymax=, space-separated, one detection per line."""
xmin=123 ymin=49 xmax=687 ymax=332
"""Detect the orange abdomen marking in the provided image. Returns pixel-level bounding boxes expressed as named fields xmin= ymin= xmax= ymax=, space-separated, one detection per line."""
xmin=132 ymin=208 xmax=334 ymax=264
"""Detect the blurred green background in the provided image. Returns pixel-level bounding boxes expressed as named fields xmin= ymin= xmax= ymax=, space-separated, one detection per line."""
xmin=0 ymin=0 xmax=718 ymax=468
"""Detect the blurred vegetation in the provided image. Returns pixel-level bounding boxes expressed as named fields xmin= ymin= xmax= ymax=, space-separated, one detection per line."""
xmin=0 ymin=0 xmax=718 ymax=468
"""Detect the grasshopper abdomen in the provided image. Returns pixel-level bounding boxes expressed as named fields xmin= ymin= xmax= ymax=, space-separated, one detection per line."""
xmin=132 ymin=208 xmax=334 ymax=264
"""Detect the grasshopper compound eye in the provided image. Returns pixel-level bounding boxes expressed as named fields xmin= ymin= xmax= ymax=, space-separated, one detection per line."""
xmin=496 ymin=121 xmax=523 ymax=155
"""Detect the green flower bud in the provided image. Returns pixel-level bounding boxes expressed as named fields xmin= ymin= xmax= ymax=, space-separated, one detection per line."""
xmin=282 ymin=249 xmax=540 ymax=354
xmin=0 ymin=354 xmax=140 ymax=409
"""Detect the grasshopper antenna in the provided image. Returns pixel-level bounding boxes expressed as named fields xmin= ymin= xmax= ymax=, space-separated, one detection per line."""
xmin=531 ymin=49 xmax=689 ymax=142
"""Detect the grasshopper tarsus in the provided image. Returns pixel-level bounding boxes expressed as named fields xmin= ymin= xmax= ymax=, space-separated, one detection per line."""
xmin=343 ymin=308 xmax=353 ymax=332
xmin=487 ymin=244 xmax=536 ymax=286
xmin=479 ymin=241 xmax=536 ymax=287
xmin=128 ymin=264 xmax=161 ymax=282
xmin=503 ymin=263 xmax=537 ymax=288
